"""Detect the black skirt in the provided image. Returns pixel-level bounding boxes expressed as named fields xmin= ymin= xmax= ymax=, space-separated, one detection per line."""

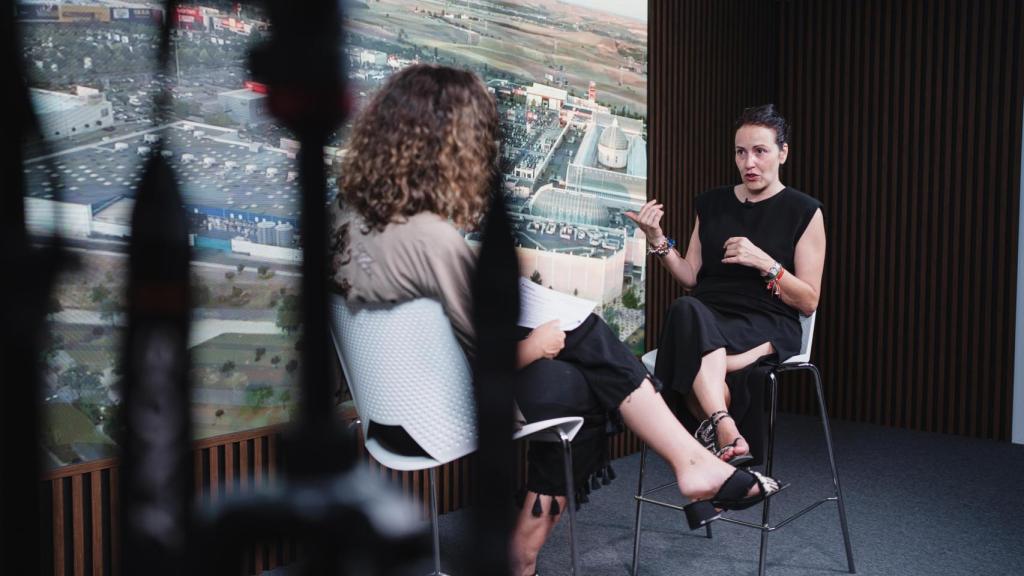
xmin=514 ymin=314 xmax=654 ymax=510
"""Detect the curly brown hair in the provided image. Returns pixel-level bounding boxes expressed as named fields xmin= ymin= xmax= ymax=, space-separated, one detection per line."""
xmin=339 ymin=64 xmax=499 ymax=230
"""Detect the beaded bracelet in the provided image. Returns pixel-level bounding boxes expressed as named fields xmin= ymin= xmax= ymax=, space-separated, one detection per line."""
xmin=648 ymin=237 xmax=676 ymax=257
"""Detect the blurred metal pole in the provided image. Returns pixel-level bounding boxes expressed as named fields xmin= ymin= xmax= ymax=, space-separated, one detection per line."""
xmin=0 ymin=7 xmax=54 ymax=574
xmin=468 ymin=174 xmax=520 ymax=576
xmin=118 ymin=3 xmax=194 ymax=574
xmin=196 ymin=2 xmax=430 ymax=575
xmin=253 ymin=0 xmax=352 ymax=481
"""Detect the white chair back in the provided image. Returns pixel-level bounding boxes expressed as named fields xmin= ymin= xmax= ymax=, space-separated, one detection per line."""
xmin=783 ymin=312 xmax=816 ymax=364
xmin=328 ymin=295 xmax=478 ymax=468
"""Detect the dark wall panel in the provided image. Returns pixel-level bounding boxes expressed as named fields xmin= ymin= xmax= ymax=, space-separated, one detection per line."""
xmin=776 ymin=0 xmax=1023 ymax=440
xmin=647 ymin=0 xmax=1023 ymax=441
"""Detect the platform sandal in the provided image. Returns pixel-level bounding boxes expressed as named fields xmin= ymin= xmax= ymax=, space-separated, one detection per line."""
xmin=682 ymin=468 xmax=786 ymax=530
xmin=694 ymin=410 xmax=755 ymax=467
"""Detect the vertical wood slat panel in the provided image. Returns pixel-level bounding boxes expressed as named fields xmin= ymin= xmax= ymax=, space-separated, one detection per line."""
xmin=773 ymin=0 xmax=1023 ymax=440
xmin=225 ymin=442 xmax=235 ymax=495
xmin=239 ymin=438 xmax=249 ymax=491
xmin=194 ymin=451 xmax=204 ymax=501
xmin=71 ymin=474 xmax=85 ymax=576
xmin=253 ymin=437 xmax=264 ymax=575
xmin=267 ymin=434 xmax=277 ymax=485
xmin=646 ymin=0 xmax=1022 ymax=441
xmin=44 ymin=427 xmax=298 ymax=576
xmin=253 ymin=436 xmax=264 ymax=489
xmin=110 ymin=468 xmax=119 ymax=576
xmin=267 ymin=433 xmax=278 ymax=570
xmin=90 ymin=471 xmax=104 ymax=576
xmin=53 ymin=479 xmax=65 ymax=576
xmin=209 ymin=446 xmax=220 ymax=504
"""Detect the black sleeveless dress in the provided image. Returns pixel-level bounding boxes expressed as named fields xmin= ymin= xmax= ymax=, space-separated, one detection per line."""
xmin=654 ymin=186 xmax=823 ymax=399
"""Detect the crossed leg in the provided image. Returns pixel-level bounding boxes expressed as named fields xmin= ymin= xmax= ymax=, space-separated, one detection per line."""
xmin=686 ymin=342 xmax=773 ymax=462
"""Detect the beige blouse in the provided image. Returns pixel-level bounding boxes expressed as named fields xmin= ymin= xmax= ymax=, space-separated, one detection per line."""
xmin=328 ymin=202 xmax=477 ymax=353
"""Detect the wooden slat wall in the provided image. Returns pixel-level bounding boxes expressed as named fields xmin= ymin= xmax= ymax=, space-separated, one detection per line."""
xmin=645 ymin=0 xmax=779 ymax=346
xmin=646 ymin=0 xmax=1024 ymax=441
xmin=42 ymin=428 xmax=292 ymax=576
xmin=775 ymin=0 xmax=1024 ymax=440
xmin=42 ymin=423 xmax=641 ymax=575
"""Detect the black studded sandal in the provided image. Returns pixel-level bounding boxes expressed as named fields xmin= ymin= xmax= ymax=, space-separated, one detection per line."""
xmin=695 ymin=410 xmax=754 ymax=467
xmin=682 ymin=468 xmax=787 ymax=530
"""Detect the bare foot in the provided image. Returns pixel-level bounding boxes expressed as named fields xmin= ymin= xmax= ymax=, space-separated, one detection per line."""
xmin=714 ymin=415 xmax=750 ymax=463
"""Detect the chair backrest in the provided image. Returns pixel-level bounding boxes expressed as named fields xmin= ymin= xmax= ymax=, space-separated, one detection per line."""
xmin=328 ymin=295 xmax=478 ymax=467
xmin=783 ymin=311 xmax=817 ymax=364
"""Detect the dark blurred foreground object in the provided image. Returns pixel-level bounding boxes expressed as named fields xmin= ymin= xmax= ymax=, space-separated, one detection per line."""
xmin=0 ymin=6 xmax=60 ymax=573
xmin=468 ymin=177 xmax=522 ymax=576
xmin=119 ymin=155 xmax=195 ymax=576
xmin=195 ymin=0 xmax=431 ymax=573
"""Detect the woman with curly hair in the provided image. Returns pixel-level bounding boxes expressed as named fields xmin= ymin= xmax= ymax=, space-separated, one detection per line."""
xmin=329 ymin=64 xmax=784 ymax=576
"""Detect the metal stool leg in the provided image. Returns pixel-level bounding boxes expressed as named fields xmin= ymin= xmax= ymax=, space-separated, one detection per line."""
xmin=810 ymin=365 xmax=856 ymax=573
xmin=428 ymin=468 xmax=450 ymax=576
xmin=631 ymin=443 xmax=648 ymax=576
xmin=561 ymin=433 xmax=580 ymax=576
xmin=757 ymin=371 xmax=780 ymax=576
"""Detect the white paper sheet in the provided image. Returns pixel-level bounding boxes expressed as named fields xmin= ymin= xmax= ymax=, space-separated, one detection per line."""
xmin=517 ymin=277 xmax=597 ymax=331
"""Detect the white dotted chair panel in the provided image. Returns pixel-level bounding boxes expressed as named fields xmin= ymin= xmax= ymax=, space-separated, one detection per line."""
xmin=329 ymin=295 xmax=478 ymax=466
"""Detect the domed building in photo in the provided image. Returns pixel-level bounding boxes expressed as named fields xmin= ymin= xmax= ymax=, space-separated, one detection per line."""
xmin=597 ymin=118 xmax=630 ymax=169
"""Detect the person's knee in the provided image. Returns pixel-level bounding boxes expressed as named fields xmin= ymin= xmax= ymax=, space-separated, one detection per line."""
xmin=669 ymin=296 xmax=701 ymax=319
xmin=516 ymin=360 xmax=598 ymax=419
xmin=667 ymin=295 xmax=700 ymax=313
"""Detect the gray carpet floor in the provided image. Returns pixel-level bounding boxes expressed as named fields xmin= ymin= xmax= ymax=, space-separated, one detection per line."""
xmin=430 ymin=413 xmax=1024 ymax=576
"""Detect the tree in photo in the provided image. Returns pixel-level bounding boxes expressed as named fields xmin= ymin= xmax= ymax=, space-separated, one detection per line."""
xmin=276 ymin=294 xmax=302 ymax=334
xmin=622 ymin=286 xmax=640 ymax=309
xmin=245 ymin=384 xmax=274 ymax=408
xmin=90 ymin=284 xmax=111 ymax=306
xmin=99 ymin=298 xmax=120 ymax=327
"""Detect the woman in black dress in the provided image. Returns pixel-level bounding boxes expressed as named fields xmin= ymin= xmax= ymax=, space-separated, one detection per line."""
xmin=626 ymin=104 xmax=826 ymax=465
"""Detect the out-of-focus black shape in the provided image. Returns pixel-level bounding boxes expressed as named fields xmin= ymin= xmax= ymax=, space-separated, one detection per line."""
xmin=0 ymin=6 xmax=64 ymax=573
xmin=116 ymin=4 xmax=195 ymax=574
xmin=249 ymin=0 xmax=350 ymax=140
xmin=468 ymin=174 xmax=520 ymax=576
xmin=250 ymin=0 xmax=351 ymax=475
xmin=196 ymin=2 xmax=430 ymax=574
xmin=195 ymin=467 xmax=430 ymax=576
xmin=118 ymin=153 xmax=195 ymax=576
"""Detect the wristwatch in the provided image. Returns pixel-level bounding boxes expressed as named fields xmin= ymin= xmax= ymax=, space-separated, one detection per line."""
xmin=764 ymin=261 xmax=782 ymax=279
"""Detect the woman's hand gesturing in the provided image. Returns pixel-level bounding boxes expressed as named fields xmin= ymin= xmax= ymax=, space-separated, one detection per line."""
xmin=722 ymin=237 xmax=774 ymax=273
xmin=624 ymin=199 xmax=666 ymax=245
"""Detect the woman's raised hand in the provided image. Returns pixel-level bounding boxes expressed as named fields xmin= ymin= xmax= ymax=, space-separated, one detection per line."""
xmin=624 ymin=200 xmax=666 ymax=245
